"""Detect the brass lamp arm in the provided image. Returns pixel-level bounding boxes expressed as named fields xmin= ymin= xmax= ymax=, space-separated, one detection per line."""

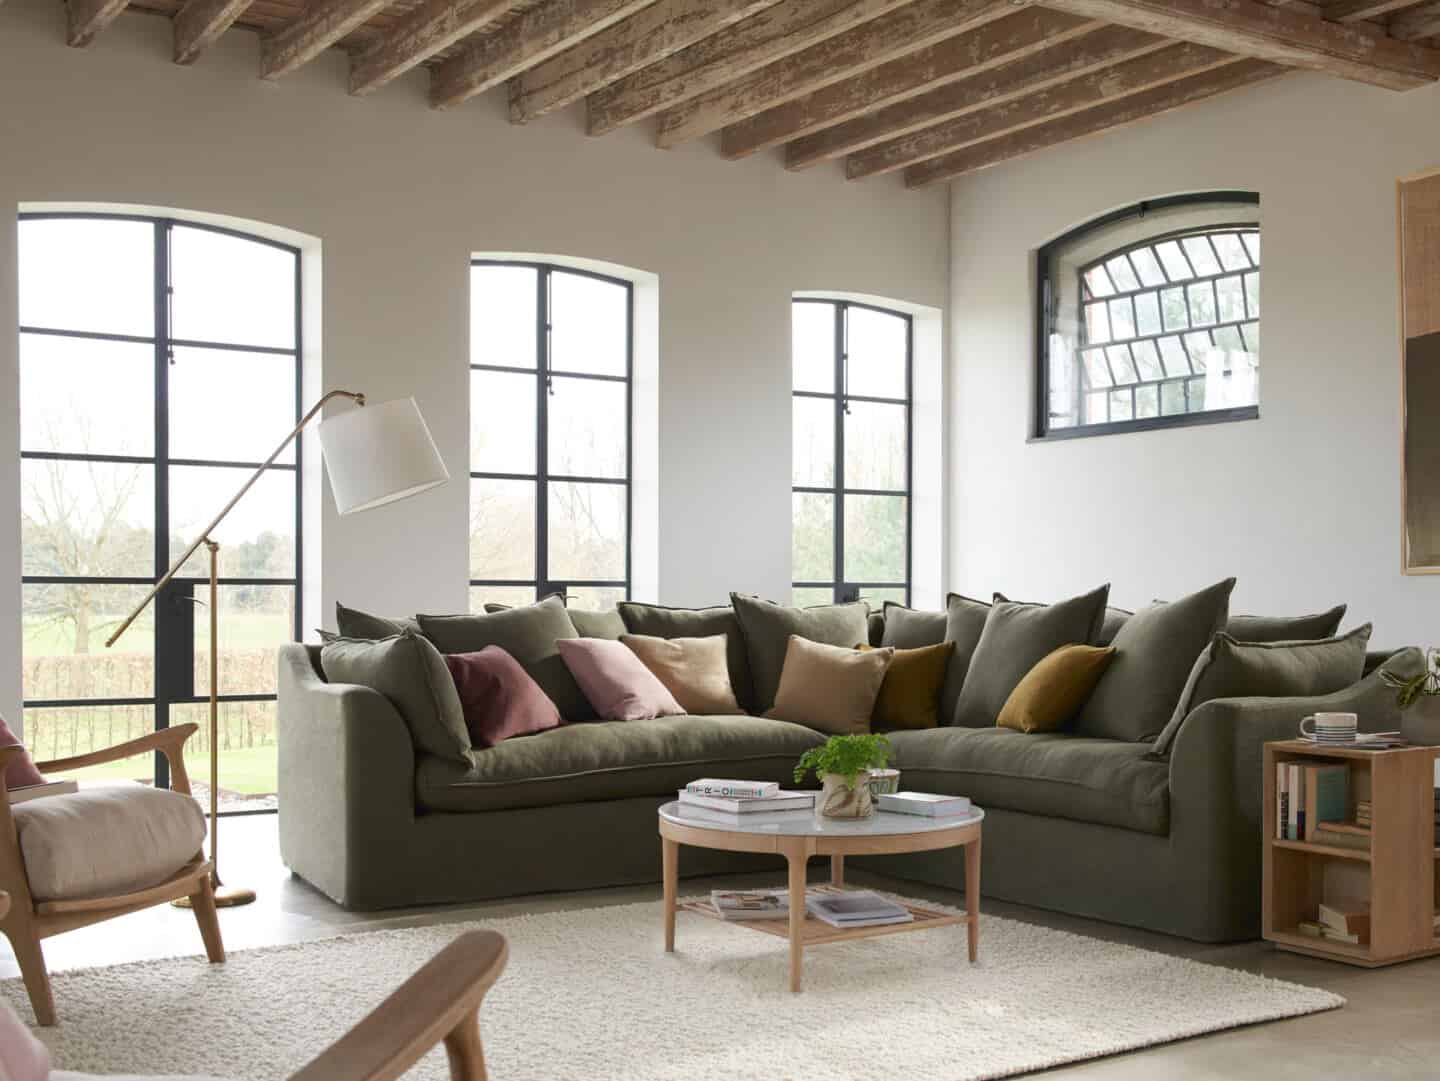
xmin=104 ymin=388 xmax=367 ymax=650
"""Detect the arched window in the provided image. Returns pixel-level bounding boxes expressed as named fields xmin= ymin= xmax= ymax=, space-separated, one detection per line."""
xmin=1037 ymin=193 xmax=1260 ymax=439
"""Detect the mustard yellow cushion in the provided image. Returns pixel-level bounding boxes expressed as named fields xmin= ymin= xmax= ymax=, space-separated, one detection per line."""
xmin=859 ymin=641 xmax=955 ymax=731
xmin=997 ymin=644 xmax=1116 ymax=734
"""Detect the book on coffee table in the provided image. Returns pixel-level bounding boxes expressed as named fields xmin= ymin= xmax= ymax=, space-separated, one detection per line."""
xmin=876 ymin=792 xmax=972 ymax=817
xmin=711 ymin=889 xmax=790 ymax=920
xmin=806 ymin=890 xmax=913 ymax=929
xmin=677 ymin=789 xmax=814 ymax=814
xmin=685 ymin=779 xmax=779 ymax=799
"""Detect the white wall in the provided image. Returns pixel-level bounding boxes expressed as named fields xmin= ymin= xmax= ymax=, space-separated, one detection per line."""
xmin=947 ymin=72 xmax=1440 ymax=650
xmin=0 ymin=0 xmax=949 ymax=725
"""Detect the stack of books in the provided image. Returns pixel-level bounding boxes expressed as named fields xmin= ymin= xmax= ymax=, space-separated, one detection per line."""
xmin=678 ymin=779 xmax=814 ymax=816
xmin=1355 ymin=799 xmax=1372 ymax=828
xmin=876 ymin=792 xmax=972 ymax=818
xmin=806 ymin=890 xmax=913 ymax=929
xmin=1275 ymin=762 xmax=1347 ymax=841
xmin=710 ymin=889 xmax=790 ymax=921
xmin=1434 ymin=787 xmax=1439 ymax=846
xmin=1298 ymin=901 xmax=1370 ymax=946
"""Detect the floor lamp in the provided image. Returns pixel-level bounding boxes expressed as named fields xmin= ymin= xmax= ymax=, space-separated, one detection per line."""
xmin=104 ymin=390 xmax=449 ymax=907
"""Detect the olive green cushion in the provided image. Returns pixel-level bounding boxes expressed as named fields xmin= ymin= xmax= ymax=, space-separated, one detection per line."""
xmin=881 ymin=602 xmax=948 ymax=649
xmin=940 ymin=593 xmax=991 ymax=727
xmin=319 ymin=631 xmax=471 ymax=763
xmin=1225 ymin=606 xmax=1346 ymax=643
xmin=1154 ymin=623 xmax=1373 ymax=756
xmin=486 ymin=601 xmax=625 ymax=641
xmin=951 ymin=585 xmax=1109 ymax=730
xmin=729 ymin=593 xmax=871 ymax=714
xmin=1097 ymin=606 xmax=1133 ymax=647
xmin=414 ymin=714 xmax=825 ymax=813
xmin=617 ymin=602 xmax=755 ymax=712
xmin=1074 ymin=578 xmax=1234 ymax=743
xmin=334 ymin=602 xmax=420 ymax=640
xmin=416 ymin=595 xmax=592 ymax=722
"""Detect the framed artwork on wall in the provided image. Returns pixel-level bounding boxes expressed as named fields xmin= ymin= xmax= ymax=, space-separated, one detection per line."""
xmin=1400 ymin=167 xmax=1440 ymax=575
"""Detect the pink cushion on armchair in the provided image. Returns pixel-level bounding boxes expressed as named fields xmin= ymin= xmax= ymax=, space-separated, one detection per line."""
xmin=0 ymin=714 xmax=45 ymax=791
xmin=0 ymin=999 xmax=50 ymax=1081
xmin=444 ymin=648 xmax=562 ymax=749
xmin=557 ymin=637 xmax=684 ymax=721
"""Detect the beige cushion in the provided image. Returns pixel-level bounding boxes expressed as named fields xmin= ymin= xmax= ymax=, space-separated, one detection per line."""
xmin=621 ymin=633 xmax=744 ymax=715
xmin=13 ymin=785 xmax=206 ymax=902
xmin=767 ymin=636 xmax=894 ymax=735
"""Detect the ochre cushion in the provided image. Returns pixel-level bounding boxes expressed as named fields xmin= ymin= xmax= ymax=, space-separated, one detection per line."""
xmin=621 ymin=633 xmax=744 ymax=715
xmin=557 ymin=638 xmax=683 ymax=721
xmin=14 ymin=786 xmax=205 ymax=902
xmin=766 ymin=636 xmax=893 ymax=735
xmin=444 ymin=647 xmax=562 ymax=748
xmin=617 ymin=602 xmax=755 ymax=712
xmin=860 ymin=641 xmax=954 ymax=731
xmin=997 ymin=645 xmax=1116 ymax=733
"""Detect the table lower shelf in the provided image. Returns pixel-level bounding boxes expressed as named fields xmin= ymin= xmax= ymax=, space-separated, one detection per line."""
xmin=681 ymin=886 xmax=969 ymax=947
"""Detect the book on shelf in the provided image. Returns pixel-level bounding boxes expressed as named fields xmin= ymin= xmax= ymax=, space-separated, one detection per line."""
xmin=685 ymin=779 xmax=779 ymax=799
xmin=1317 ymin=900 xmax=1370 ymax=942
xmin=1297 ymin=920 xmax=1366 ymax=946
xmin=876 ymin=792 xmax=972 ymax=817
xmin=1308 ymin=826 xmax=1371 ymax=852
xmin=710 ymin=889 xmax=790 ymax=920
xmin=677 ymin=789 xmax=814 ymax=814
xmin=806 ymin=890 xmax=913 ymax=929
xmin=7 ymin=779 xmax=78 ymax=805
xmin=1302 ymin=764 xmax=1348 ymax=841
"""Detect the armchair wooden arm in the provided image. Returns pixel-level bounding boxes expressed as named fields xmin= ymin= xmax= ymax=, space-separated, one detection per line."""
xmin=288 ymin=930 xmax=508 ymax=1081
xmin=33 ymin=723 xmax=200 ymax=796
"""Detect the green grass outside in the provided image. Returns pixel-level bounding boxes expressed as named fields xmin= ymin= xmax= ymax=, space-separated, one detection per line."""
xmin=53 ymin=745 xmax=278 ymax=796
xmin=22 ymin=611 xmax=292 ymax=657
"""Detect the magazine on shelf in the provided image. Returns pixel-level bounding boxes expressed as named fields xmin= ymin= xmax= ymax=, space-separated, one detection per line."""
xmin=685 ymin=779 xmax=779 ymax=799
xmin=7 ymin=779 xmax=78 ymax=805
xmin=710 ymin=889 xmax=790 ymax=920
xmin=677 ymin=789 xmax=814 ymax=814
xmin=806 ymin=891 xmax=913 ymax=929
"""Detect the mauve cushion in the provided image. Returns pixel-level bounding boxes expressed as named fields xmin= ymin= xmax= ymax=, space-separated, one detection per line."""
xmin=444 ymin=648 xmax=562 ymax=750
xmin=0 ymin=999 xmax=50 ymax=1081
xmin=0 ymin=714 xmax=45 ymax=791
xmin=556 ymin=638 xmax=684 ymax=721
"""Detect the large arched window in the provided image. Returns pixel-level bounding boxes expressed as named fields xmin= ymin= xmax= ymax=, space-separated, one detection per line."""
xmin=1036 ymin=193 xmax=1260 ymax=439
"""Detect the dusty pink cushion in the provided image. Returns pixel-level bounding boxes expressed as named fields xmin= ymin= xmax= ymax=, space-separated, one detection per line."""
xmin=557 ymin=638 xmax=685 ymax=721
xmin=0 ymin=998 xmax=50 ymax=1080
xmin=0 ymin=714 xmax=45 ymax=791
xmin=444 ymin=647 xmax=562 ymax=750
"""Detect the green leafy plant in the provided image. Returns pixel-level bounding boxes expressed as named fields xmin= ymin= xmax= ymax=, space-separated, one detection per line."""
xmin=793 ymin=734 xmax=893 ymax=789
xmin=1382 ymin=647 xmax=1440 ymax=710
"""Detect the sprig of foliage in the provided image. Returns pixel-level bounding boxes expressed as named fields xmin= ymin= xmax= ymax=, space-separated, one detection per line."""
xmin=794 ymin=734 xmax=893 ymax=789
xmin=1382 ymin=647 xmax=1440 ymax=710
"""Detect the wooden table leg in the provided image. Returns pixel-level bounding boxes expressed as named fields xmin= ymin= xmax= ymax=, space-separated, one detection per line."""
xmin=662 ymin=836 xmax=678 ymax=953
xmin=830 ymin=854 xmax=844 ymax=887
xmin=966 ymin=833 xmax=981 ymax=963
xmin=786 ymin=845 xmax=808 ymax=992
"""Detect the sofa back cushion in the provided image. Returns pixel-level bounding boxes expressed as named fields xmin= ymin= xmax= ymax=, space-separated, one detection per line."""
xmin=1074 ymin=578 xmax=1234 ymax=743
xmin=1225 ymin=605 xmax=1346 ymax=643
xmin=997 ymin=644 xmax=1116 ymax=734
xmin=487 ymin=599 xmax=626 ymax=641
xmin=766 ymin=637 xmax=893 ymax=736
xmin=880 ymin=602 xmax=947 ymax=649
xmin=940 ymin=593 xmax=991 ymax=727
xmin=557 ymin=638 xmax=683 ymax=720
xmin=1096 ymin=606 xmax=1133 ymax=646
xmin=621 ymin=633 xmax=744 ymax=715
xmin=617 ymin=602 xmax=755 ymax=711
xmin=731 ymin=594 xmax=871 ymax=714
xmin=444 ymin=647 xmax=563 ymax=748
xmin=1154 ymin=623 xmax=1372 ymax=755
xmin=864 ymin=641 xmax=954 ymax=731
xmin=334 ymin=602 xmax=420 ymax=640
xmin=321 ymin=631 xmax=473 ymax=762
xmin=951 ymin=585 xmax=1109 ymax=729
xmin=416 ymin=595 xmax=593 ymax=722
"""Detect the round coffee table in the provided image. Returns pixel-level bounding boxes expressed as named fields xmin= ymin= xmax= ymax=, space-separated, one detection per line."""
xmin=658 ymin=800 xmax=984 ymax=992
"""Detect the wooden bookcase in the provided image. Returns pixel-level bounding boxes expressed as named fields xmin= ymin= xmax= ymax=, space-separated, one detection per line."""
xmin=1263 ymin=740 xmax=1440 ymax=967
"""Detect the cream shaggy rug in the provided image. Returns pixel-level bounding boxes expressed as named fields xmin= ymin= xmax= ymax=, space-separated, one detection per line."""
xmin=5 ymin=895 xmax=1341 ymax=1081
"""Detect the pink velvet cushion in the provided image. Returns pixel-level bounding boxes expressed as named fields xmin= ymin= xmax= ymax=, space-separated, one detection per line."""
xmin=557 ymin=638 xmax=684 ymax=721
xmin=0 ymin=714 xmax=45 ymax=791
xmin=444 ymin=647 xmax=562 ymax=750
xmin=0 ymin=999 xmax=50 ymax=1081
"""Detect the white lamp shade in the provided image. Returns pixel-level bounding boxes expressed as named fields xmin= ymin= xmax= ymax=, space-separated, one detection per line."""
xmin=318 ymin=397 xmax=450 ymax=515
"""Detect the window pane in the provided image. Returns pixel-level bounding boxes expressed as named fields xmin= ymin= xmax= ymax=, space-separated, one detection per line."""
xmin=1154 ymin=241 xmax=1193 ymax=281
xmin=858 ymin=586 xmax=906 ymax=606
xmin=1129 ymin=247 xmax=1167 ymax=287
xmin=1161 ymin=381 xmax=1186 ymax=416
xmin=19 ymin=217 xmax=155 ymax=337
xmin=1244 ymin=272 xmax=1260 ymax=317
xmin=21 ymin=334 xmax=154 ymax=456
xmin=846 ymin=307 xmax=907 ymax=399
xmin=793 ymin=397 xmax=834 ymax=487
xmin=1183 ymin=331 xmax=1215 ymax=365
xmin=1160 ymin=286 xmax=1189 ymax=331
xmin=1106 ymin=345 xmax=1138 ymax=385
xmin=1104 ymin=255 xmax=1139 ymax=293
xmin=1135 ymin=385 xmax=1160 ymax=418
xmin=470 ymin=478 xmax=535 ymax=580
xmin=1083 ymin=391 xmax=1108 ymax=424
xmin=1242 ymin=232 xmax=1261 ymax=264
xmin=174 ymin=700 xmax=278 ymax=813
xmin=1215 ymin=276 xmax=1246 ymax=324
xmin=470 ymin=585 xmax=537 ymax=611
xmin=1107 ymin=298 xmax=1135 ymax=340
xmin=548 ymin=376 xmax=627 ymax=479
xmin=1241 ymin=322 xmax=1260 ymax=352
xmin=1109 ymin=389 xmax=1134 ymax=421
xmin=169 ymin=347 xmax=296 ymax=464
xmin=1082 ymin=349 xmax=1113 ymax=388
xmin=1181 ymin=236 xmax=1221 ymax=277
xmin=792 ymin=492 xmax=834 ymax=582
xmin=23 ymin=583 xmax=154 ymax=698
xmin=171 ymin=226 xmax=296 ymax=350
xmin=1083 ymin=267 xmax=1115 ymax=297
xmin=1131 ymin=339 xmax=1163 ymax=381
xmin=566 ymin=586 xmax=626 ymax=610
xmin=1084 ymin=302 xmax=1111 ymax=344
xmin=550 ymin=271 xmax=627 ymax=377
xmin=195 ymin=585 xmax=293 ymax=697
xmin=471 ymin=265 xmax=538 ymax=369
xmin=792 ymin=587 xmax=835 ymax=607
xmin=844 ymin=495 xmax=906 ymax=583
xmin=471 ymin=369 xmax=537 ymax=475
xmin=1186 ymin=376 xmax=1207 ymax=410
xmin=548 ymin=482 xmax=626 ymax=581
xmin=170 ymin=466 xmax=294 ymax=578
xmin=793 ymin=302 xmax=835 ymax=393
xmin=1186 ymin=282 xmax=1217 ymax=326
xmin=1213 ymin=325 xmax=1244 ymax=352
xmin=1158 ymin=337 xmax=1190 ymax=378
xmin=22 ymin=459 xmax=154 ymax=577
xmin=844 ymin=401 xmax=906 ymax=490
xmin=1133 ymin=292 xmax=1162 ymax=338
xmin=1211 ymin=233 xmax=1251 ymax=271
xmin=22 ymin=705 xmax=156 ymax=783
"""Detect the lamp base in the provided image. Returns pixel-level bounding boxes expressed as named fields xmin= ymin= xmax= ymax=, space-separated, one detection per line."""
xmin=172 ymin=885 xmax=257 ymax=909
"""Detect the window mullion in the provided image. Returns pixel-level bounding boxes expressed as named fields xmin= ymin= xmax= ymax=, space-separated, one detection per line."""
xmin=153 ymin=220 xmax=174 ymax=789
xmin=535 ymin=267 xmax=550 ymax=597
xmin=833 ymin=303 xmax=846 ymax=603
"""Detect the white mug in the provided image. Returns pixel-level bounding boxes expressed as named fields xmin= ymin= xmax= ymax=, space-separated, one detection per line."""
xmin=1299 ymin=712 xmax=1359 ymax=742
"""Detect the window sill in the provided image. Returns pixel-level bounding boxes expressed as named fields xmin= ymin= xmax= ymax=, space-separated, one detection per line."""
xmin=1028 ymin=405 xmax=1259 ymax=443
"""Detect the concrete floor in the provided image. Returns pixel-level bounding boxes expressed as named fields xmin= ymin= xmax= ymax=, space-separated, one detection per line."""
xmin=3 ymin=815 xmax=1437 ymax=1079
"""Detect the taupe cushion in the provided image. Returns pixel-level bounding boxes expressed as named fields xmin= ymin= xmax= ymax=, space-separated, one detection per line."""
xmin=14 ymin=786 xmax=205 ymax=902
xmin=617 ymin=602 xmax=755 ymax=712
xmin=1097 ymin=606 xmax=1133 ymax=646
xmin=887 ymin=727 xmax=1169 ymax=835
xmin=621 ymin=633 xmax=744 ymax=715
xmin=881 ymin=602 xmax=948 ymax=649
xmin=415 ymin=715 xmax=824 ymax=813
xmin=334 ymin=602 xmax=419 ymax=640
xmin=940 ymin=593 xmax=991 ymax=727
xmin=1226 ymin=606 xmax=1346 ymax=643
xmin=730 ymin=593 xmax=870 ymax=714
xmin=767 ymin=637 xmax=893 ymax=735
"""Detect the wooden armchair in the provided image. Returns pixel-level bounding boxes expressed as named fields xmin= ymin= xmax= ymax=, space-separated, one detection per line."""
xmin=0 ymin=722 xmax=224 ymax=1026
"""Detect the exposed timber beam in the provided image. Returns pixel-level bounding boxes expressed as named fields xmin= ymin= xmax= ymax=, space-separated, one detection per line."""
xmin=261 ymin=0 xmax=394 ymax=78
xmin=782 ymin=23 xmax=1164 ymax=167
xmin=431 ymin=0 xmax=661 ymax=108
xmin=173 ymin=0 xmax=253 ymax=63
xmin=1041 ymin=0 xmax=1440 ymax=89
xmin=903 ymin=59 xmax=1284 ymax=187
xmin=1321 ymin=0 xmax=1421 ymax=19
xmin=66 ymin=0 xmax=130 ymax=46
xmin=719 ymin=9 xmax=1097 ymax=159
xmin=350 ymin=0 xmax=513 ymax=95
xmin=511 ymin=0 xmax=782 ymax=121
xmin=585 ymin=0 xmax=916 ymax=135
xmin=1390 ymin=0 xmax=1440 ymax=38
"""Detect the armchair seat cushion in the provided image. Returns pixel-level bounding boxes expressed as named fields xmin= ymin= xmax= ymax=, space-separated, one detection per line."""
xmin=13 ymin=786 xmax=206 ymax=903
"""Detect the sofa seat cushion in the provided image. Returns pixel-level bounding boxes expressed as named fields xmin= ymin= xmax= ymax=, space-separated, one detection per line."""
xmin=14 ymin=785 xmax=206 ymax=902
xmin=416 ymin=715 xmax=825 ymax=813
xmin=886 ymin=727 xmax=1169 ymax=835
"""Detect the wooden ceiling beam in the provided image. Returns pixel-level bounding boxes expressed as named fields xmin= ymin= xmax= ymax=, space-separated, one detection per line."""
xmin=848 ymin=41 xmax=1234 ymax=179
xmin=903 ymin=59 xmax=1283 ymax=186
xmin=66 ymin=0 xmax=130 ymax=46
xmin=719 ymin=9 xmax=1097 ymax=159
xmin=350 ymin=0 xmax=513 ymax=95
xmin=784 ymin=22 xmax=1164 ymax=168
xmin=261 ymin=0 xmax=393 ymax=78
xmin=511 ymin=0 xmax=782 ymax=122
xmin=1390 ymin=0 xmax=1440 ymax=38
xmin=585 ymin=0 xmax=915 ymax=135
xmin=1041 ymin=0 xmax=1440 ymax=88
xmin=173 ymin=0 xmax=253 ymax=63
xmin=1322 ymin=0 xmax=1423 ymax=19
xmin=431 ymin=0 xmax=661 ymax=108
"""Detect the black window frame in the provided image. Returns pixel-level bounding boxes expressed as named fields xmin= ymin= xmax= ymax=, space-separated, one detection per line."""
xmin=791 ymin=297 xmax=913 ymax=607
xmin=17 ymin=210 xmax=303 ymax=816
xmin=1033 ymin=191 xmax=1261 ymax=442
xmin=468 ymin=259 xmax=634 ymax=608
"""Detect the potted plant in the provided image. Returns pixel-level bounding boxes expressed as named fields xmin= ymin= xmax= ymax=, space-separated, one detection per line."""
xmin=1382 ymin=647 xmax=1440 ymax=746
xmin=794 ymin=734 xmax=893 ymax=819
